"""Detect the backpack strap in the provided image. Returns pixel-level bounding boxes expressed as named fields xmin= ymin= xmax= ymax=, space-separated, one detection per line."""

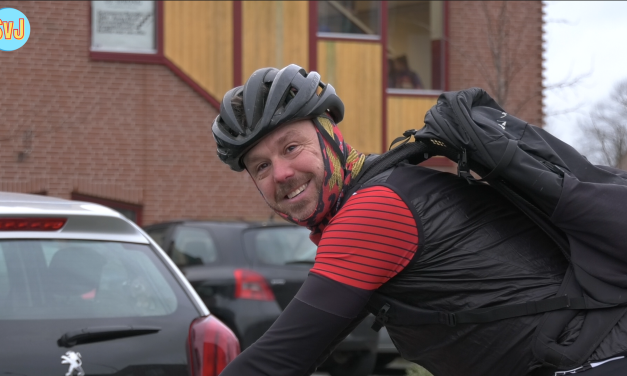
xmin=347 ymin=135 xmax=457 ymax=192
xmin=457 ymin=139 xmax=519 ymax=183
xmin=531 ymin=267 xmax=627 ymax=370
xmin=492 ymin=179 xmax=571 ymax=256
xmin=339 ymin=141 xmax=432 ymax=210
xmin=354 ymin=141 xmax=431 ymax=186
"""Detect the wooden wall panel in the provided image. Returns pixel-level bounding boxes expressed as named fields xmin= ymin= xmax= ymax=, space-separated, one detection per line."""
xmin=387 ymin=96 xmax=437 ymax=145
xmin=164 ymin=1 xmax=233 ymax=99
xmin=317 ymin=41 xmax=382 ymax=154
xmin=242 ymin=1 xmax=308 ymax=79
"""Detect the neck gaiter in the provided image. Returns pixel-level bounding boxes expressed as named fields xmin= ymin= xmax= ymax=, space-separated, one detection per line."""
xmin=275 ymin=115 xmax=366 ymax=244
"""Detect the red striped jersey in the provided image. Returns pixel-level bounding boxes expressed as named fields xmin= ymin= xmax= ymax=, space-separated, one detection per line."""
xmin=311 ymin=186 xmax=419 ymax=290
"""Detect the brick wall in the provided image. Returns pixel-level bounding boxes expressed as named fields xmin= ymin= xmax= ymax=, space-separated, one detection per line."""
xmin=0 ymin=1 xmax=544 ymax=225
xmin=0 ymin=1 xmax=274 ymax=225
xmin=448 ymin=1 xmax=545 ymax=126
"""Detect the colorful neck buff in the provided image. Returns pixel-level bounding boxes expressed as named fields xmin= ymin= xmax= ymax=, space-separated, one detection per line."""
xmin=276 ymin=115 xmax=365 ymax=244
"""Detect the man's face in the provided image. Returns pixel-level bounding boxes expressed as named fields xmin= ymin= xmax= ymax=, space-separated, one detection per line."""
xmin=243 ymin=120 xmax=324 ymax=220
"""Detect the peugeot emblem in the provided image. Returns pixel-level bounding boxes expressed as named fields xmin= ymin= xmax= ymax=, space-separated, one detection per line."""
xmin=61 ymin=351 xmax=85 ymax=376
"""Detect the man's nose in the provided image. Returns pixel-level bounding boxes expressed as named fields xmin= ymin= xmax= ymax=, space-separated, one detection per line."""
xmin=273 ymin=158 xmax=295 ymax=183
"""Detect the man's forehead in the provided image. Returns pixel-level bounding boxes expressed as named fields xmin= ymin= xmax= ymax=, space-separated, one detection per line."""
xmin=273 ymin=120 xmax=315 ymax=140
xmin=244 ymin=120 xmax=316 ymax=161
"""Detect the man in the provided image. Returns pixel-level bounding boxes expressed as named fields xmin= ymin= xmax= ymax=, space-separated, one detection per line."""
xmin=212 ymin=64 xmax=627 ymax=376
xmin=390 ymin=55 xmax=424 ymax=89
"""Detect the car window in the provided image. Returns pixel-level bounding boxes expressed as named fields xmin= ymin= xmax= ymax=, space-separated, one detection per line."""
xmin=0 ymin=240 xmax=178 ymax=320
xmin=245 ymin=227 xmax=317 ymax=266
xmin=145 ymin=226 xmax=168 ymax=248
xmin=171 ymin=226 xmax=219 ymax=267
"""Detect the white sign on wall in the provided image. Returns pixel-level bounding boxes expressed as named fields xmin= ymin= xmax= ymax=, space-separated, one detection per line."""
xmin=91 ymin=1 xmax=156 ymax=53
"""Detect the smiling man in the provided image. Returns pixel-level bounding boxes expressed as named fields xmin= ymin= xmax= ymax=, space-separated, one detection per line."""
xmin=212 ymin=65 xmax=627 ymax=376
xmin=243 ymin=120 xmax=325 ymax=221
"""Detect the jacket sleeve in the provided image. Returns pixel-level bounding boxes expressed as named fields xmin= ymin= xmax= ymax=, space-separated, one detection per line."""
xmin=303 ymin=307 xmax=372 ymax=375
xmin=219 ymin=273 xmax=373 ymax=376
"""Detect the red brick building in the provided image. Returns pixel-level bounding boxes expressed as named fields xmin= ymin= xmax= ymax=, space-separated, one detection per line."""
xmin=0 ymin=1 xmax=544 ymax=225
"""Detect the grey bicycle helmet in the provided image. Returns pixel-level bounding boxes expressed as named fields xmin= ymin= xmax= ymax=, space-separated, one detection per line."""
xmin=212 ymin=64 xmax=345 ymax=171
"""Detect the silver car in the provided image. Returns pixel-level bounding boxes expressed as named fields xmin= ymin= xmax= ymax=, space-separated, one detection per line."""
xmin=0 ymin=192 xmax=239 ymax=376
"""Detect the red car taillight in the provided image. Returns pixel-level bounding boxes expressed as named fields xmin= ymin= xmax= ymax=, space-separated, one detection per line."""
xmin=0 ymin=218 xmax=67 ymax=231
xmin=234 ymin=269 xmax=275 ymax=301
xmin=188 ymin=315 xmax=240 ymax=376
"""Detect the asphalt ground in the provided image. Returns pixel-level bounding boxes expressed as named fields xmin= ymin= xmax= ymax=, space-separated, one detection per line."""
xmin=313 ymin=370 xmax=406 ymax=376
xmin=313 ymin=357 xmax=410 ymax=376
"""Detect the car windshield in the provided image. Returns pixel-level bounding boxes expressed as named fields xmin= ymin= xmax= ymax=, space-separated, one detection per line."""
xmin=246 ymin=226 xmax=317 ymax=266
xmin=0 ymin=240 xmax=178 ymax=320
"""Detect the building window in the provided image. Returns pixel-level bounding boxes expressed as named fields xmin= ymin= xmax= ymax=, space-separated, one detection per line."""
xmin=91 ymin=1 xmax=156 ymax=54
xmin=318 ymin=1 xmax=381 ymax=40
xmin=71 ymin=193 xmax=143 ymax=225
xmin=387 ymin=1 xmax=444 ymax=92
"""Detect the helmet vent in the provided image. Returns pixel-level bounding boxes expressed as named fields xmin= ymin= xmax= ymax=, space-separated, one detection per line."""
xmin=316 ymin=83 xmax=324 ymax=96
xmin=223 ymin=122 xmax=240 ymax=137
xmin=287 ymin=87 xmax=298 ymax=100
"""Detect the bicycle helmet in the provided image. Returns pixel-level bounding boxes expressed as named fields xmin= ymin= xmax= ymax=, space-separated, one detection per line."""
xmin=212 ymin=64 xmax=345 ymax=171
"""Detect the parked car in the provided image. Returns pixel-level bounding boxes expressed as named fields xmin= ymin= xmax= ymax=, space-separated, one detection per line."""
xmin=0 ymin=193 xmax=239 ymax=376
xmin=144 ymin=220 xmax=389 ymax=376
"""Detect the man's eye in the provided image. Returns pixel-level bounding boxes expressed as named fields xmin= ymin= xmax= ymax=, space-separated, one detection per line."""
xmin=286 ymin=145 xmax=297 ymax=153
xmin=257 ymin=163 xmax=269 ymax=173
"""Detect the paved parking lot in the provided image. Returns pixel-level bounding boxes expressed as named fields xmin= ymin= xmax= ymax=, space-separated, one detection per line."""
xmin=313 ymin=371 xmax=405 ymax=376
xmin=313 ymin=372 xmax=405 ymax=376
xmin=313 ymin=357 xmax=410 ymax=376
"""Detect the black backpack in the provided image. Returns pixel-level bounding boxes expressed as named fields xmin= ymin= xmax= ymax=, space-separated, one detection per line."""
xmin=353 ymin=88 xmax=627 ymax=370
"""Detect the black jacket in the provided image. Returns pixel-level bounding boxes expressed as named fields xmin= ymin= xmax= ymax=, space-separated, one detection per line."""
xmin=368 ymin=163 xmax=627 ymax=375
xmin=219 ymin=164 xmax=627 ymax=376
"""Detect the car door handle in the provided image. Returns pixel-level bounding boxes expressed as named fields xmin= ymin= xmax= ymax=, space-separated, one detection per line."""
xmin=270 ymin=279 xmax=286 ymax=285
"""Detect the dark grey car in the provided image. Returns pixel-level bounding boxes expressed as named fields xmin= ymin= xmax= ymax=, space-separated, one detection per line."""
xmin=145 ymin=220 xmax=381 ymax=376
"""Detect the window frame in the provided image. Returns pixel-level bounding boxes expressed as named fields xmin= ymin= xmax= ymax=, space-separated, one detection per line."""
xmin=316 ymin=1 xmax=382 ymax=42
xmin=88 ymin=1 xmax=163 ymax=64
xmin=309 ymin=1 xmax=449 ymax=152
xmin=313 ymin=1 xmax=448 ymax=95
xmin=385 ymin=1 xmax=447 ymax=94
xmin=87 ymin=1 xmax=221 ymax=109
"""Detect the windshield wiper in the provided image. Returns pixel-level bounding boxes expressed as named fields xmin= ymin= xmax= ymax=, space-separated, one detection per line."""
xmin=58 ymin=325 xmax=161 ymax=347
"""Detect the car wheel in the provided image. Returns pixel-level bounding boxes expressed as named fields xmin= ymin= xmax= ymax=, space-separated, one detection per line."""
xmin=328 ymin=351 xmax=376 ymax=376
